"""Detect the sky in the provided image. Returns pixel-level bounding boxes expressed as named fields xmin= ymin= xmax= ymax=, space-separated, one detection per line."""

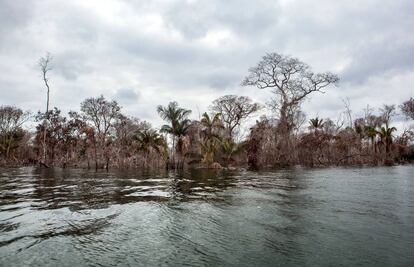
xmin=0 ymin=0 xmax=413 ymax=130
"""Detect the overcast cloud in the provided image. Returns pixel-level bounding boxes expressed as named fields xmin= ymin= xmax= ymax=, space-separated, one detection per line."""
xmin=0 ymin=0 xmax=413 ymax=129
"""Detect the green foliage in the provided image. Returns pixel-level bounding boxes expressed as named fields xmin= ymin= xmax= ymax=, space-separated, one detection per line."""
xmin=309 ymin=117 xmax=324 ymax=131
xmin=133 ymin=128 xmax=166 ymax=156
xmin=157 ymin=101 xmax=192 ymax=160
xmin=200 ymin=138 xmax=218 ymax=167
xmin=157 ymin=101 xmax=191 ymax=137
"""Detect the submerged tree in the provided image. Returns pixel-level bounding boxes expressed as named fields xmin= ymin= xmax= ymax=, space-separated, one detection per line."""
xmin=242 ymin=52 xmax=339 ymax=165
xmin=174 ymin=119 xmax=191 ymax=162
xmin=364 ymin=125 xmax=377 ymax=153
xmin=200 ymin=112 xmax=223 ymax=141
xmin=210 ymin=95 xmax=260 ymax=140
xmin=221 ymin=139 xmax=241 ymax=167
xmin=0 ymin=106 xmax=31 ymax=159
xmin=157 ymin=101 xmax=191 ymax=165
xmin=78 ymin=95 xmax=122 ymax=169
xmin=198 ymin=112 xmax=224 ymax=167
xmin=34 ymin=108 xmax=83 ymax=167
xmin=378 ymin=125 xmax=397 ymax=155
xmin=133 ymin=128 xmax=166 ymax=167
xmin=38 ymin=52 xmax=53 ymax=166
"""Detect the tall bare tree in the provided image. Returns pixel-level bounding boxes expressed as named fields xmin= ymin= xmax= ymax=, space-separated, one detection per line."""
xmin=210 ymin=95 xmax=260 ymax=140
xmin=38 ymin=52 xmax=53 ymax=166
xmin=242 ymin=52 xmax=339 ymax=165
xmin=242 ymin=53 xmax=339 ymax=131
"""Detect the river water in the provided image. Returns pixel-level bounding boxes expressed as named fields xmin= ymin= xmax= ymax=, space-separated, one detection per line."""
xmin=0 ymin=166 xmax=413 ymax=266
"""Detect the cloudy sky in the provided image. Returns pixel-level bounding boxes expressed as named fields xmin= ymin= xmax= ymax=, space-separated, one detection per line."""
xmin=0 ymin=0 xmax=413 ymax=129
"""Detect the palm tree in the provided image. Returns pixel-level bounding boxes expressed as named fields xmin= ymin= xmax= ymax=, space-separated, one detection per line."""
xmin=199 ymin=112 xmax=224 ymax=166
xmin=157 ymin=101 xmax=191 ymax=164
xmin=133 ymin=129 xmax=166 ymax=166
xmin=200 ymin=137 xmax=217 ymax=168
xmin=174 ymin=119 xmax=191 ymax=158
xmin=221 ymin=139 xmax=239 ymax=167
xmin=364 ymin=125 xmax=377 ymax=153
xmin=377 ymin=126 xmax=397 ymax=154
xmin=309 ymin=117 xmax=324 ymax=133
xmin=200 ymin=112 xmax=223 ymax=140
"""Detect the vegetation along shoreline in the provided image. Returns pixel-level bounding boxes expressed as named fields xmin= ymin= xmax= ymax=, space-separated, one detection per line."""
xmin=1 ymin=52 xmax=413 ymax=170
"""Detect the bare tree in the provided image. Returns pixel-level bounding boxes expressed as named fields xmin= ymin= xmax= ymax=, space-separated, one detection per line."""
xmin=400 ymin=97 xmax=414 ymax=120
xmin=38 ymin=52 xmax=53 ymax=166
xmin=0 ymin=106 xmax=31 ymax=159
xmin=242 ymin=53 xmax=339 ymax=132
xmin=342 ymin=98 xmax=353 ymax=129
xmin=79 ymin=95 xmax=122 ymax=170
xmin=242 ymin=53 xmax=338 ymax=165
xmin=380 ymin=104 xmax=396 ymax=128
xmin=210 ymin=95 xmax=261 ymax=140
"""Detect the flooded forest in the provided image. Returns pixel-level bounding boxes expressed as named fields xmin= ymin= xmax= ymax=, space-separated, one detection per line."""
xmin=1 ymin=53 xmax=413 ymax=170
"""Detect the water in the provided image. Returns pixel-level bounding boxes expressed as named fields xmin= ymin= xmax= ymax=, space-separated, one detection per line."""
xmin=0 ymin=166 xmax=413 ymax=266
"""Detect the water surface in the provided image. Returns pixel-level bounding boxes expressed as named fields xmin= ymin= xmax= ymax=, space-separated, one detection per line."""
xmin=1 ymin=166 xmax=413 ymax=266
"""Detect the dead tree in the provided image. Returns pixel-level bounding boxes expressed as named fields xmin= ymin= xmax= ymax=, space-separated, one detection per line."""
xmin=0 ymin=106 xmax=30 ymax=159
xmin=79 ymin=95 xmax=122 ymax=170
xmin=38 ymin=52 xmax=53 ymax=166
xmin=210 ymin=95 xmax=261 ymax=140
xmin=242 ymin=52 xmax=339 ymax=165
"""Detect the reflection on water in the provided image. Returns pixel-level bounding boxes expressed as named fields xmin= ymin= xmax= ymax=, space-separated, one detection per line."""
xmin=0 ymin=166 xmax=413 ymax=266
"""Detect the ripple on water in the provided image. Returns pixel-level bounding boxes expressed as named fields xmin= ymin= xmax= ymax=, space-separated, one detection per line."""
xmin=0 ymin=166 xmax=413 ymax=266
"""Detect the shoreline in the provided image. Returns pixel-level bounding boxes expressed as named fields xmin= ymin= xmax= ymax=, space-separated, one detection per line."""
xmin=1 ymin=161 xmax=413 ymax=172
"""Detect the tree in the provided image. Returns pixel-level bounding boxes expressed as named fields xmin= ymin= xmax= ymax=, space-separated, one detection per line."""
xmin=242 ymin=53 xmax=339 ymax=132
xmin=35 ymin=108 xmax=65 ymax=164
xmin=378 ymin=126 xmax=397 ymax=155
xmin=157 ymin=101 xmax=191 ymax=164
xmin=309 ymin=117 xmax=324 ymax=133
xmin=210 ymin=95 xmax=260 ymax=140
xmin=200 ymin=112 xmax=224 ymax=140
xmin=380 ymin=104 xmax=396 ymax=128
xmin=364 ymin=125 xmax=377 ymax=153
xmin=400 ymin=97 xmax=414 ymax=120
xmin=79 ymin=95 xmax=122 ymax=169
xmin=174 ymin=119 xmax=191 ymax=158
xmin=242 ymin=52 xmax=339 ymax=165
xmin=114 ymin=115 xmax=150 ymax=147
xmin=133 ymin=128 xmax=166 ymax=166
xmin=0 ymin=106 xmax=30 ymax=159
xmin=34 ymin=108 xmax=82 ymax=167
xmin=38 ymin=52 xmax=53 ymax=165
xmin=198 ymin=112 xmax=224 ymax=166
xmin=221 ymin=139 xmax=241 ymax=167
xmin=200 ymin=138 xmax=217 ymax=168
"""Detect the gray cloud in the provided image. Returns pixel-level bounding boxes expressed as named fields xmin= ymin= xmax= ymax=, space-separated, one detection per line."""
xmin=0 ymin=0 xmax=413 ymax=128
xmin=115 ymin=87 xmax=141 ymax=104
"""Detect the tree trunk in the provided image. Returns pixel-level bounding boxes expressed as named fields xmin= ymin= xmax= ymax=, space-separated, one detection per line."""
xmin=42 ymin=86 xmax=50 ymax=166
xmin=6 ymin=136 xmax=12 ymax=159
xmin=105 ymin=156 xmax=109 ymax=171
xmin=93 ymin=139 xmax=98 ymax=170
xmin=276 ymin=105 xmax=293 ymax=166
xmin=172 ymin=135 xmax=175 ymax=167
